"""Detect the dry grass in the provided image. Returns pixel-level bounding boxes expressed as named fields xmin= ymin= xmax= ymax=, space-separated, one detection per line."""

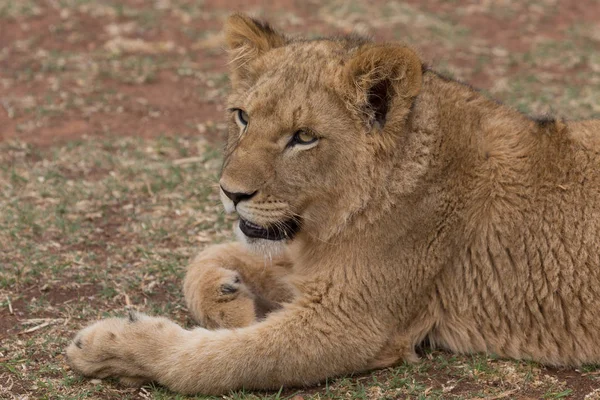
xmin=1 ymin=0 xmax=600 ymax=399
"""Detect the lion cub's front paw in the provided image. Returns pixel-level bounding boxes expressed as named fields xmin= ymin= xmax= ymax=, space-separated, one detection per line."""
xmin=185 ymin=266 xmax=260 ymax=329
xmin=66 ymin=311 xmax=170 ymax=384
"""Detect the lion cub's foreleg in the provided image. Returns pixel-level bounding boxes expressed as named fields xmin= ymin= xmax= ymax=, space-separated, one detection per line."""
xmin=183 ymin=242 xmax=295 ymax=329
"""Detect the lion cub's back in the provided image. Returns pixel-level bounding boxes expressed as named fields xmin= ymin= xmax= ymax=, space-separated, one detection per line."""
xmin=434 ymin=117 xmax=600 ymax=365
xmin=567 ymin=120 xmax=600 ymax=152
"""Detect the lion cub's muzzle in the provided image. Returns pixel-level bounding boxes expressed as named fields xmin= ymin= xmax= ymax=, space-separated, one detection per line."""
xmin=238 ymin=218 xmax=300 ymax=241
xmin=219 ymin=185 xmax=301 ymax=241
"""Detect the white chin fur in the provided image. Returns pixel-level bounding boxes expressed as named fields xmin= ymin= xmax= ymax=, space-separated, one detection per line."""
xmin=234 ymin=221 xmax=287 ymax=256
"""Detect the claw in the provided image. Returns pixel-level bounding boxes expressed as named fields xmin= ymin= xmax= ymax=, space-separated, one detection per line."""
xmin=128 ymin=309 xmax=139 ymax=323
xmin=220 ymin=283 xmax=238 ymax=294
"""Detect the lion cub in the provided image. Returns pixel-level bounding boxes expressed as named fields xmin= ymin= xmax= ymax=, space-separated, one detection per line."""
xmin=66 ymin=13 xmax=600 ymax=394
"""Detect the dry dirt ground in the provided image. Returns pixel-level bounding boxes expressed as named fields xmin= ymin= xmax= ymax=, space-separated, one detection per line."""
xmin=1 ymin=1 xmax=600 ymax=399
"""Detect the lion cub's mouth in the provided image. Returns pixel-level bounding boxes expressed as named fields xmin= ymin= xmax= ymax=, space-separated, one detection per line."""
xmin=238 ymin=218 xmax=300 ymax=241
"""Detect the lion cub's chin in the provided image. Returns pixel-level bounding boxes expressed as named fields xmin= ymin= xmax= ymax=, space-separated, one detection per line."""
xmin=234 ymin=221 xmax=289 ymax=257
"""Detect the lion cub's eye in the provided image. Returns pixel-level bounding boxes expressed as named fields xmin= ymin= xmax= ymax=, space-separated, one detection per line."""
xmin=289 ymin=130 xmax=318 ymax=147
xmin=233 ymin=109 xmax=249 ymax=128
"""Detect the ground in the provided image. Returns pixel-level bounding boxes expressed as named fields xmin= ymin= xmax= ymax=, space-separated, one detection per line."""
xmin=1 ymin=0 xmax=600 ymax=399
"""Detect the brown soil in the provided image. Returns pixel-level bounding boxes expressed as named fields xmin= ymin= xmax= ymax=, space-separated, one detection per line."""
xmin=0 ymin=283 xmax=100 ymax=340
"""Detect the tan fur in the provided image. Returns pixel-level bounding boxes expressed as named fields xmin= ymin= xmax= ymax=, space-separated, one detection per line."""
xmin=66 ymin=14 xmax=600 ymax=394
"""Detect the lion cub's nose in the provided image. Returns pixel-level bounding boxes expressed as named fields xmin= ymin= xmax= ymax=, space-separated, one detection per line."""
xmin=220 ymin=186 xmax=257 ymax=206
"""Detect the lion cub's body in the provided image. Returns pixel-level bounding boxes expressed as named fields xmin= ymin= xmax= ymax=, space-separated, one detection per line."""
xmin=66 ymin=14 xmax=600 ymax=394
xmin=399 ymin=73 xmax=600 ymax=366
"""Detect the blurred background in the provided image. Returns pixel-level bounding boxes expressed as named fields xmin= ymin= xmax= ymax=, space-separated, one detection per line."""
xmin=1 ymin=1 xmax=600 ymax=399
xmin=1 ymin=0 xmax=600 ymax=145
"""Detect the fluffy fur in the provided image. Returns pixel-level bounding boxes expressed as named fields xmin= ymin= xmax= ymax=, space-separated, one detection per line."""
xmin=66 ymin=14 xmax=600 ymax=394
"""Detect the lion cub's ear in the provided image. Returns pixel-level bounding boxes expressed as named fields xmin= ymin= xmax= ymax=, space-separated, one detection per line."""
xmin=224 ymin=13 xmax=287 ymax=85
xmin=344 ymin=44 xmax=423 ymax=130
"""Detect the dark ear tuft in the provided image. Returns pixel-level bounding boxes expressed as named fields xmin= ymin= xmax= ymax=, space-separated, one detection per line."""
xmin=345 ymin=44 xmax=422 ymax=130
xmin=224 ymin=13 xmax=287 ymax=85
xmin=225 ymin=13 xmax=286 ymax=53
xmin=367 ymin=79 xmax=393 ymax=129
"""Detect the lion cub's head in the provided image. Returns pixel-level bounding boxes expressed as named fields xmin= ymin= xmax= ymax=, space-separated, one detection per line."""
xmin=219 ymin=13 xmax=423 ymax=250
